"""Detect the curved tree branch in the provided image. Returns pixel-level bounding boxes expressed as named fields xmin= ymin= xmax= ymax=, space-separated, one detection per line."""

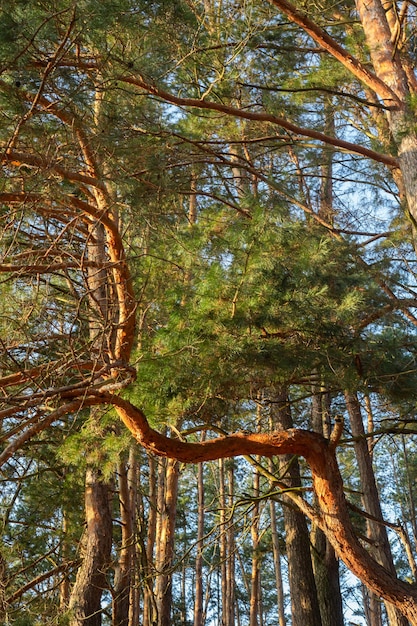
xmin=92 ymin=392 xmax=417 ymax=623
xmin=120 ymin=74 xmax=398 ymax=168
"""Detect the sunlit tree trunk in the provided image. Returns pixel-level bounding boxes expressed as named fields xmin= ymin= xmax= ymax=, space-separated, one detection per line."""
xmin=0 ymin=551 xmax=7 ymax=622
xmin=128 ymin=450 xmax=140 ymax=626
xmin=194 ymin=442 xmax=205 ymax=626
xmin=142 ymin=453 xmax=158 ymax=626
xmin=154 ymin=457 xmax=179 ymax=626
xmin=219 ymin=457 xmax=227 ymax=625
xmin=69 ymin=214 xmax=112 ymax=626
xmin=401 ymin=436 xmax=417 ymax=550
xmin=113 ymin=445 xmax=137 ymax=626
xmin=219 ymin=457 xmax=236 ymax=626
xmin=69 ymin=467 xmax=112 ymax=626
xmin=269 ymin=499 xmax=286 ymax=626
xmin=59 ymin=509 xmax=71 ymax=611
xmin=226 ymin=461 xmax=236 ymax=626
xmin=250 ymin=460 xmax=261 ymax=626
xmin=269 ymin=388 xmax=322 ymax=626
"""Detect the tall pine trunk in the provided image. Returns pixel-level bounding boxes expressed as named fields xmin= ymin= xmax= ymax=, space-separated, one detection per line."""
xmin=113 ymin=446 xmax=137 ymax=626
xmin=362 ymin=583 xmax=383 ymax=626
xmin=219 ymin=458 xmax=236 ymax=626
xmin=69 ymin=467 xmax=112 ymax=626
xmin=269 ymin=388 xmax=322 ymax=626
xmin=154 ymin=457 xmax=179 ymax=626
xmin=249 ymin=460 xmax=261 ymax=626
xmin=142 ymin=453 xmax=158 ymax=626
xmin=194 ymin=444 xmax=205 ymax=626
xmin=69 ymin=216 xmax=112 ymax=626
xmin=352 ymin=0 xmax=417 ymax=249
xmin=269 ymin=499 xmax=287 ymax=626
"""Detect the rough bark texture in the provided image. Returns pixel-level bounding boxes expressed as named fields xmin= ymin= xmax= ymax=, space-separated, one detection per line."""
xmin=271 ymin=390 xmax=322 ymax=626
xmin=154 ymin=457 xmax=179 ymax=626
xmin=113 ymin=448 xmax=136 ymax=626
xmin=354 ymin=0 xmax=417 ymax=247
xmin=69 ymin=468 xmax=112 ymax=626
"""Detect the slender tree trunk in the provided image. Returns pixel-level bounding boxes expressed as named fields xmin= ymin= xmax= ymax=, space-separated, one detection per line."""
xmin=226 ymin=462 xmax=235 ymax=626
xmin=194 ymin=445 xmax=205 ymax=626
xmin=250 ymin=461 xmax=261 ymax=626
xmin=128 ymin=449 xmax=140 ymax=626
xmin=362 ymin=583 xmax=383 ymax=626
xmin=60 ymin=509 xmax=71 ymax=611
xmin=269 ymin=388 xmax=322 ymax=626
xmin=269 ymin=498 xmax=286 ymax=626
xmin=0 ymin=551 xmax=7 ymax=622
xmin=142 ymin=453 xmax=157 ymax=626
xmin=154 ymin=457 xmax=179 ymax=626
xmin=219 ymin=458 xmax=227 ymax=626
xmin=345 ymin=392 xmax=408 ymax=626
xmin=219 ymin=458 xmax=235 ymax=626
xmin=401 ymin=436 xmax=417 ymax=549
xmin=69 ymin=467 xmax=112 ymax=626
xmin=113 ymin=446 xmax=137 ymax=626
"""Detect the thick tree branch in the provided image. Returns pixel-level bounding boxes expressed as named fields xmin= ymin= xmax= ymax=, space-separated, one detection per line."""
xmin=267 ymin=0 xmax=402 ymax=107
xmin=0 ymin=398 xmax=99 ymax=468
xmin=93 ymin=392 xmax=417 ymax=622
xmin=6 ymin=560 xmax=81 ymax=605
xmin=121 ymin=75 xmax=398 ymax=168
xmin=1 ymin=151 xmax=103 ymax=189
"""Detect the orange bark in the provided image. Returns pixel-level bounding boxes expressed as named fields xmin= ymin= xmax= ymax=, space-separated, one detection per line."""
xmin=98 ymin=393 xmax=417 ymax=624
xmin=355 ymin=0 xmax=408 ymax=100
xmin=268 ymin=0 xmax=402 ymax=106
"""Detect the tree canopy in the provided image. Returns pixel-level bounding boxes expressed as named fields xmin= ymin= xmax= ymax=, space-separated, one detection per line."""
xmin=2 ymin=1 xmax=417 ymax=624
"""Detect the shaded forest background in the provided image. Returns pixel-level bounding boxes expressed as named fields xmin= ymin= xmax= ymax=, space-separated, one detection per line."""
xmin=2 ymin=0 xmax=417 ymax=625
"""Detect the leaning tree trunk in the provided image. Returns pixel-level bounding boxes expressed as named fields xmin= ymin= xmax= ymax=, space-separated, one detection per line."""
xmin=270 ymin=388 xmax=322 ymax=626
